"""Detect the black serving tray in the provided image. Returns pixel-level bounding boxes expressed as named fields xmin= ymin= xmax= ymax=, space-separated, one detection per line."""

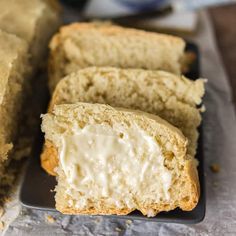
xmin=20 ymin=42 xmax=206 ymax=224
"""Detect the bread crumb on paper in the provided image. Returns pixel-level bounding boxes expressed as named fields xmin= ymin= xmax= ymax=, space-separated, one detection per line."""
xmin=94 ymin=217 xmax=101 ymax=224
xmin=45 ymin=214 xmax=55 ymax=224
xmin=125 ymin=219 xmax=132 ymax=226
xmin=115 ymin=227 xmax=122 ymax=232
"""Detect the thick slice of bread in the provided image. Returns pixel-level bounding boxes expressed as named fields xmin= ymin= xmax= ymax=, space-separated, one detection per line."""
xmin=0 ymin=30 xmax=30 ymax=165
xmin=41 ymin=67 xmax=205 ymax=175
xmin=41 ymin=102 xmax=200 ymax=216
xmin=48 ymin=22 xmax=185 ymax=92
xmin=0 ymin=0 xmax=61 ymax=67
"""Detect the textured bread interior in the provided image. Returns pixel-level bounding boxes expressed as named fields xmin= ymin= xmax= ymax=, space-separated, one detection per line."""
xmin=41 ymin=103 xmax=199 ymax=216
xmin=48 ymin=22 xmax=185 ymax=91
xmin=0 ymin=0 xmax=61 ymax=67
xmin=0 ymin=30 xmax=30 ymax=163
xmin=42 ymin=67 xmax=205 ymax=175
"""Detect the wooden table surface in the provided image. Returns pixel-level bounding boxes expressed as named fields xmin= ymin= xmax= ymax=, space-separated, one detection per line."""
xmin=209 ymin=4 xmax=236 ymax=108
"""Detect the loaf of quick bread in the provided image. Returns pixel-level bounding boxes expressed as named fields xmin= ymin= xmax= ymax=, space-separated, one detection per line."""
xmin=0 ymin=0 xmax=61 ymax=187
xmin=41 ymin=67 xmax=205 ymax=175
xmin=0 ymin=30 xmax=30 ymax=177
xmin=48 ymin=22 xmax=185 ymax=92
xmin=0 ymin=0 xmax=61 ymax=67
xmin=41 ymin=103 xmax=200 ymax=216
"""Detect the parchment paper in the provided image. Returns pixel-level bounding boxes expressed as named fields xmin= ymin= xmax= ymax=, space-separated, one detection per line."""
xmin=2 ymin=10 xmax=236 ymax=236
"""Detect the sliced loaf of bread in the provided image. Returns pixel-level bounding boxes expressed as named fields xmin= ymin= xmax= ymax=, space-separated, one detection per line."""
xmin=41 ymin=102 xmax=200 ymax=216
xmin=41 ymin=67 xmax=205 ymax=175
xmin=48 ymin=22 xmax=185 ymax=92
xmin=0 ymin=0 xmax=61 ymax=68
xmin=0 ymin=30 xmax=30 ymax=168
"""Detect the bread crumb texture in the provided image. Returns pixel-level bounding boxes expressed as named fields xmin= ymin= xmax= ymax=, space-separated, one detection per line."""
xmin=45 ymin=214 xmax=55 ymax=224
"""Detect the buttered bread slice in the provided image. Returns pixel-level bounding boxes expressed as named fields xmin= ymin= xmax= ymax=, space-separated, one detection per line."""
xmin=41 ymin=103 xmax=200 ymax=216
xmin=41 ymin=67 xmax=205 ymax=175
xmin=48 ymin=22 xmax=185 ymax=92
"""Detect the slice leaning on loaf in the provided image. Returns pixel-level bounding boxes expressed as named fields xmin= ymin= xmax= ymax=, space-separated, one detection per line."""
xmin=0 ymin=30 xmax=30 ymax=177
xmin=41 ymin=102 xmax=200 ymax=216
xmin=0 ymin=0 xmax=61 ymax=68
xmin=48 ymin=22 xmax=185 ymax=92
xmin=41 ymin=67 xmax=205 ymax=176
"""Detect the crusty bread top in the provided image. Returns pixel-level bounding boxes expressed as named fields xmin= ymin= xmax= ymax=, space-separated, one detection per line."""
xmin=48 ymin=22 xmax=185 ymax=91
xmin=0 ymin=29 xmax=29 ymax=104
xmin=50 ymin=22 xmax=185 ymax=51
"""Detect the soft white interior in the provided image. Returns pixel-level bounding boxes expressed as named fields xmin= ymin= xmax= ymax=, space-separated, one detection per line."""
xmin=58 ymin=123 xmax=172 ymax=210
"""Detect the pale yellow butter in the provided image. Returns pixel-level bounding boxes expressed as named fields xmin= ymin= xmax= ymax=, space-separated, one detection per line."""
xmin=59 ymin=124 xmax=172 ymax=209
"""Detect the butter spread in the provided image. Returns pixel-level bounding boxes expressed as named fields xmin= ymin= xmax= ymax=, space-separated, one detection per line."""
xmin=59 ymin=124 xmax=172 ymax=209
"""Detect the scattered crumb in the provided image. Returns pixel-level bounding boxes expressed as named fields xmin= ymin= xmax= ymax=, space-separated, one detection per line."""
xmin=45 ymin=214 xmax=55 ymax=224
xmin=199 ymin=105 xmax=206 ymax=112
xmin=125 ymin=219 xmax=132 ymax=226
xmin=210 ymin=163 xmax=220 ymax=173
xmin=94 ymin=217 xmax=101 ymax=223
xmin=115 ymin=227 xmax=122 ymax=232
xmin=0 ymin=221 xmax=4 ymax=230
xmin=213 ymin=181 xmax=219 ymax=187
xmin=0 ymin=207 xmax=4 ymax=218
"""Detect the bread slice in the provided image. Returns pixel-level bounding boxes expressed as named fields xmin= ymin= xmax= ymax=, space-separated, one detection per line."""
xmin=0 ymin=0 xmax=61 ymax=67
xmin=48 ymin=22 xmax=185 ymax=92
xmin=41 ymin=67 xmax=205 ymax=175
xmin=0 ymin=30 xmax=30 ymax=165
xmin=41 ymin=102 xmax=200 ymax=216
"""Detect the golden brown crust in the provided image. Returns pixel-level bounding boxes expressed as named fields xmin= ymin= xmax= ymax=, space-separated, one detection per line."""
xmin=179 ymin=158 xmax=200 ymax=210
xmin=40 ymin=90 xmax=60 ymax=175
xmin=40 ymin=140 xmax=58 ymax=176
xmin=50 ymin=22 xmax=184 ymax=50
xmin=57 ymin=204 xmax=134 ymax=216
